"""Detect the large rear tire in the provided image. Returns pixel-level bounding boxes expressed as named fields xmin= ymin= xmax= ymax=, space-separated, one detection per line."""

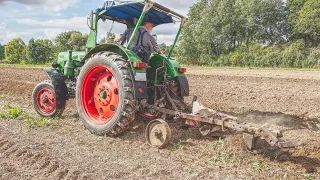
xmin=32 ymin=81 xmax=66 ymax=118
xmin=76 ymin=51 xmax=136 ymax=136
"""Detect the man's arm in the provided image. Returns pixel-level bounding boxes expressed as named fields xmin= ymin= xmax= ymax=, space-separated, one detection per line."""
xmin=114 ymin=29 xmax=129 ymax=45
xmin=149 ymin=35 xmax=162 ymax=54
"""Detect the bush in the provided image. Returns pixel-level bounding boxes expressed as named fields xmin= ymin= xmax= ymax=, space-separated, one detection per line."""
xmin=305 ymin=47 xmax=320 ymax=68
xmin=176 ymin=39 xmax=320 ymax=69
xmin=260 ymin=46 xmax=284 ymax=67
xmin=216 ymin=54 xmax=232 ymax=66
xmin=281 ymin=40 xmax=306 ymax=68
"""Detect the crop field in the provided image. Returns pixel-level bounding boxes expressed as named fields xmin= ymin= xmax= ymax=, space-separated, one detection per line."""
xmin=0 ymin=66 xmax=319 ymax=179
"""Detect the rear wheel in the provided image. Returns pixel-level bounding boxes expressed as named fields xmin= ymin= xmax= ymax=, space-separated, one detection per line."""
xmin=76 ymin=51 xmax=136 ymax=136
xmin=32 ymin=81 xmax=66 ymax=117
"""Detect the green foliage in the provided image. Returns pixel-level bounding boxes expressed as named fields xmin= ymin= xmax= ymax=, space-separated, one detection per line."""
xmin=219 ymin=152 xmax=237 ymax=163
xmin=208 ymin=152 xmax=237 ymax=164
xmin=24 ymin=116 xmax=59 ymax=129
xmin=0 ymin=105 xmax=59 ymax=129
xmin=0 ymin=43 xmax=5 ymax=60
xmin=27 ymin=38 xmax=55 ymax=64
xmin=217 ymin=136 xmax=223 ymax=145
xmin=178 ymin=0 xmax=289 ymax=65
xmin=99 ymin=32 xmax=116 ymax=43
xmin=177 ymin=0 xmax=320 ymax=68
xmin=305 ymin=47 xmax=320 ymax=68
xmin=208 ymin=157 xmax=217 ymax=163
xmin=294 ymin=0 xmax=320 ymax=46
xmin=4 ymin=38 xmax=27 ymax=64
xmin=252 ymin=161 xmax=265 ymax=170
xmin=159 ymin=43 xmax=173 ymax=55
xmin=282 ymin=40 xmax=306 ymax=68
xmin=176 ymin=139 xmax=186 ymax=149
xmin=55 ymin=31 xmax=88 ymax=52
xmin=301 ymin=173 xmax=313 ymax=180
xmin=0 ymin=106 xmax=23 ymax=119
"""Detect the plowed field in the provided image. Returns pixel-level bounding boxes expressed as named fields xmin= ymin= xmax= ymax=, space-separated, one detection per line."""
xmin=0 ymin=67 xmax=319 ymax=179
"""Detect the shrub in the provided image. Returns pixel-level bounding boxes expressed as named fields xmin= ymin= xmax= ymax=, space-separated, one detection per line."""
xmin=305 ymin=47 xmax=320 ymax=68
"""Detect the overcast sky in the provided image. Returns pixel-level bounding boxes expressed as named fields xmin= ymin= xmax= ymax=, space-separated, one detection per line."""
xmin=0 ymin=0 xmax=198 ymax=45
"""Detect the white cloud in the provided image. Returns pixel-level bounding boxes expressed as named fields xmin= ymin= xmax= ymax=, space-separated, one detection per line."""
xmin=0 ymin=0 xmax=79 ymax=12
xmin=43 ymin=28 xmax=70 ymax=40
xmin=155 ymin=0 xmax=196 ymax=16
xmin=0 ymin=30 xmax=33 ymax=44
xmin=0 ymin=22 xmax=6 ymax=30
xmin=17 ymin=17 xmax=87 ymax=29
xmin=2 ymin=0 xmax=199 ymax=45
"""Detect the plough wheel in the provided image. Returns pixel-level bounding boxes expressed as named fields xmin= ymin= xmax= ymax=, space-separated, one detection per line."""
xmin=76 ymin=51 xmax=135 ymax=136
xmin=145 ymin=119 xmax=172 ymax=149
xmin=32 ymin=81 xmax=66 ymax=118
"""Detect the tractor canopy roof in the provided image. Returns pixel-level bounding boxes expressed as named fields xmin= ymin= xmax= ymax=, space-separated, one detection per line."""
xmin=96 ymin=0 xmax=186 ymax=26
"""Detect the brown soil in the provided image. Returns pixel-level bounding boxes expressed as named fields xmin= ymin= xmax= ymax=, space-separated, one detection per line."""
xmin=0 ymin=67 xmax=319 ymax=179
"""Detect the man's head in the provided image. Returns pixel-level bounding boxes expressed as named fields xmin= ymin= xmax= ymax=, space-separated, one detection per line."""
xmin=143 ymin=22 xmax=155 ymax=32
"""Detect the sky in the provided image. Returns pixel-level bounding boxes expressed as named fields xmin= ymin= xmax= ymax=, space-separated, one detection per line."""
xmin=0 ymin=0 xmax=198 ymax=45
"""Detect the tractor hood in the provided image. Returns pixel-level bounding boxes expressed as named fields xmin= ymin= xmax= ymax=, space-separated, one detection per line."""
xmin=96 ymin=0 xmax=184 ymax=26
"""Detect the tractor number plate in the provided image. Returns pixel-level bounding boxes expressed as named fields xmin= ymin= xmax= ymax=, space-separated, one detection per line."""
xmin=134 ymin=73 xmax=147 ymax=82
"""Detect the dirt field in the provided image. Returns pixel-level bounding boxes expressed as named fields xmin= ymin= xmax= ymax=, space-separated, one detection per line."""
xmin=0 ymin=67 xmax=319 ymax=179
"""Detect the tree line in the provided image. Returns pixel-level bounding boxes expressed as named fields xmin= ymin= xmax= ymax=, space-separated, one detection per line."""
xmin=177 ymin=0 xmax=320 ymax=68
xmin=1 ymin=0 xmax=319 ymax=68
xmin=0 ymin=31 xmax=174 ymax=65
xmin=0 ymin=31 xmax=88 ymax=64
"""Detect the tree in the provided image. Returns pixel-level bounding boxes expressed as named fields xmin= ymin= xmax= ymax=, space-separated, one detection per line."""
xmin=99 ymin=32 xmax=116 ymax=44
xmin=159 ymin=43 xmax=172 ymax=55
xmin=287 ymin=0 xmax=307 ymax=39
xmin=0 ymin=43 xmax=5 ymax=60
xmin=177 ymin=0 xmax=290 ymax=65
xmin=26 ymin=38 xmax=36 ymax=64
xmin=4 ymin=38 xmax=26 ymax=64
xmin=294 ymin=0 xmax=320 ymax=46
xmin=27 ymin=38 xmax=55 ymax=64
xmin=55 ymin=31 xmax=88 ymax=52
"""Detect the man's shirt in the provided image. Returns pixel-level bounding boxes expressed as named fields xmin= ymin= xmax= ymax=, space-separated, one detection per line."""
xmin=120 ymin=26 xmax=160 ymax=54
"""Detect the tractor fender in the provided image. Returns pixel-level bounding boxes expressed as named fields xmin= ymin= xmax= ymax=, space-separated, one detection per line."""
xmin=176 ymin=76 xmax=189 ymax=97
xmin=43 ymin=68 xmax=69 ymax=102
xmin=83 ymin=43 xmax=142 ymax=62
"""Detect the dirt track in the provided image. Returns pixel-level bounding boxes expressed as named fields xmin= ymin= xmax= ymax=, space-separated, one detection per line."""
xmin=0 ymin=67 xmax=319 ymax=179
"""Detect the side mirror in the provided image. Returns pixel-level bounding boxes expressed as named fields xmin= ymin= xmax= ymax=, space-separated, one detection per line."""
xmin=87 ymin=10 xmax=94 ymax=29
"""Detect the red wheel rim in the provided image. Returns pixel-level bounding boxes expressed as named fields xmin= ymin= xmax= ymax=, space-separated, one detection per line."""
xmin=81 ymin=65 xmax=120 ymax=125
xmin=35 ymin=86 xmax=56 ymax=114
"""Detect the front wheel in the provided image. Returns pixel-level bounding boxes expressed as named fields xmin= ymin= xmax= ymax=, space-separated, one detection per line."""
xmin=76 ymin=51 xmax=136 ymax=136
xmin=32 ymin=81 xmax=66 ymax=117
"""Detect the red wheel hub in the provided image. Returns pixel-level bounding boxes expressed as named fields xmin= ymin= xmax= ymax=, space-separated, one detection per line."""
xmin=35 ymin=87 xmax=56 ymax=114
xmin=81 ymin=65 xmax=119 ymax=125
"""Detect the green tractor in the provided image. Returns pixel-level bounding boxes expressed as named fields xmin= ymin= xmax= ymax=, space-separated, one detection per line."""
xmin=32 ymin=0 xmax=189 ymax=143
xmin=32 ymin=0 xmax=296 ymax=149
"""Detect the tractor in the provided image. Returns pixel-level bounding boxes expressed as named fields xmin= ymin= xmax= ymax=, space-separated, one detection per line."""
xmin=32 ymin=0 xmax=295 ymax=150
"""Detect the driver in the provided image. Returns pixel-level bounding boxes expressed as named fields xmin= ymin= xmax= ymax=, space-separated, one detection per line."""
xmin=115 ymin=20 xmax=162 ymax=64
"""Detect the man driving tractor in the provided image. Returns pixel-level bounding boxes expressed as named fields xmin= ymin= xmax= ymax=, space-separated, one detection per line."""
xmin=115 ymin=17 xmax=162 ymax=63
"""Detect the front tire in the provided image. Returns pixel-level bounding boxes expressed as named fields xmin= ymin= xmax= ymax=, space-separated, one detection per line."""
xmin=76 ymin=51 xmax=136 ymax=136
xmin=32 ymin=81 xmax=66 ymax=117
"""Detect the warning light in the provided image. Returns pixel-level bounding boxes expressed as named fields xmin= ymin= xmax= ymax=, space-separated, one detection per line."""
xmin=178 ymin=68 xmax=187 ymax=73
xmin=133 ymin=62 xmax=148 ymax=69
xmin=138 ymin=88 xmax=143 ymax=93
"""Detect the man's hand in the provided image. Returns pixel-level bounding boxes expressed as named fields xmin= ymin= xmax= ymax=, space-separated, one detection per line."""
xmin=114 ymin=37 xmax=121 ymax=43
xmin=157 ymin=49 xmax=163 ymax=54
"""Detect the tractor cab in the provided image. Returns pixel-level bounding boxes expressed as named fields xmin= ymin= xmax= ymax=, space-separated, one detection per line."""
xmin=86 ymin=0 xmax=187 ymax=61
